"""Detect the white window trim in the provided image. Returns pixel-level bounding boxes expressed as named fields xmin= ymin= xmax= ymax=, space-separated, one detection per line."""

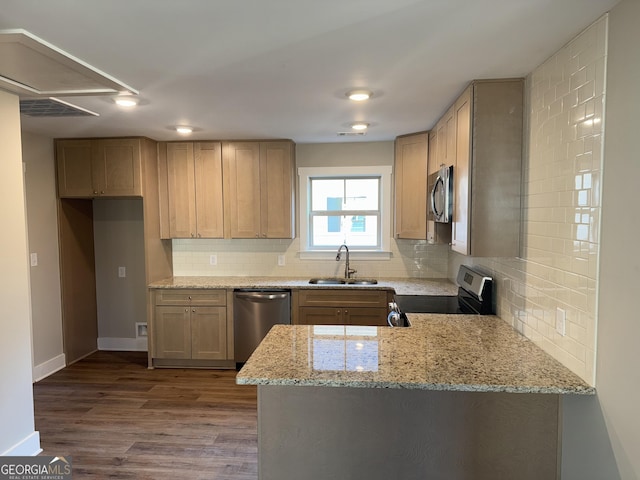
xmin=298 ymin=166 xmax=392 ymax=260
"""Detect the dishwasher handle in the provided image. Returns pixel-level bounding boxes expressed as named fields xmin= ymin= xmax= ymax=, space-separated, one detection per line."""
xmin=234 ymin=291 xmax=290 ymax=301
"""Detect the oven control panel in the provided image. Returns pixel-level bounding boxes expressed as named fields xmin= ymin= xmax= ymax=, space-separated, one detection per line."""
xmin=456 ymin=265 xmax=492 ymax=301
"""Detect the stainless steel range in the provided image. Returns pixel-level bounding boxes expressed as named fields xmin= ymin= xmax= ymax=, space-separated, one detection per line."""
xmin=388 ymin=265 xmax=493 ymax=326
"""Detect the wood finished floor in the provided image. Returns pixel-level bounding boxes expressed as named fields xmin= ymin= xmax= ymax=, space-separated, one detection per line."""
xmin=33 ymin=351 xmax=258 ymax=479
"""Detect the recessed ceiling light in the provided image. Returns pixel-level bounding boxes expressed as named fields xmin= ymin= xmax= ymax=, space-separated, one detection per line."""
xmin=347 ymin=90 xmax=372 ymax=101
xmin=351 ymin=122 xmax=369 ymax=131
xmin=114 ymin=97 xmax=138 ymax=107
xmin=176 ymin=126 xmax=193 ymax=135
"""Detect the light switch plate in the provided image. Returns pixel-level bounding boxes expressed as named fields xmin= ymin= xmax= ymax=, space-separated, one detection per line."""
xmin=118 ymin=266 xmax=126 ymax=278
xmin=210 ymin=254 xmax=217 ymax=266
xmin=277 ymin=255 xmax=285 ymax=266
xmin=30 ymin=253 xmax=38 ymax=267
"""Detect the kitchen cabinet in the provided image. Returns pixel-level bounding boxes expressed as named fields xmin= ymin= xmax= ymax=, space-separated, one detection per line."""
xmin=56 ymin=138 xmax=142 ymax=197
xmin=432 ymin=105 xmax=455 ymax=175
xmin=158 ymin=142 xmax=224 ymax=238
xmin=394 ymin=132 xmax=428 ymax=240
xmin=451 ymin=79 xmax=523 ymax=257
xmin=222 ymin=141 xmax=295 ymax=239
xmin=151 ymin=289 xmax=232 ymax=367
xmin=296 ymin=289 xmax=392 ymax=326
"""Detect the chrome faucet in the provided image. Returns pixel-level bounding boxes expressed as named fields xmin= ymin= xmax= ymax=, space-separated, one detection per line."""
xmin=336 ymin=244 xmax=357 ymax=279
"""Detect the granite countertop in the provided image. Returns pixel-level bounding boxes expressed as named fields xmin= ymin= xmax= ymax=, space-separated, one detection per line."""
xmin=236 ymin=314 xmax=595 ymax=395
xmin=148 ymin=276 xmax=458 ymax=296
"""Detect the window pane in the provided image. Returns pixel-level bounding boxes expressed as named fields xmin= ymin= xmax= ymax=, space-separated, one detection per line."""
xmin=311 ymin=215 xmax=378 ymax=247
xmin=311 ymin=178 xmax=379 ymax=211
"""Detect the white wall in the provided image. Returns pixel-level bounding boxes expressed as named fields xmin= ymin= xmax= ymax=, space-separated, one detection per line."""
xmin=22 ymin=131 xmax=65 ymax=381
xmin=0 ymin=90 xmax=40 ymax=455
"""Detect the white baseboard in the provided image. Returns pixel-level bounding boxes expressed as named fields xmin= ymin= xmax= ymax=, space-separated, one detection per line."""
xmin=32 ymin=353 xmax=66 ymax=383
xmin=1 ymin=431 xmax=42 ymax=456
xmin=98 ymin=336 xmax=148 ymax=352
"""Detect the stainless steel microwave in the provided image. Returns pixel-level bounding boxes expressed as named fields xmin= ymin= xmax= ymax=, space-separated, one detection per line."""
xmin=428 ymin=165 xmax=453 ymax=223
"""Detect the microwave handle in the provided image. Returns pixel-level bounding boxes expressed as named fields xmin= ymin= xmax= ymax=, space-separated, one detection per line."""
xmin=431 ymin=175 xmax=444 ymax=220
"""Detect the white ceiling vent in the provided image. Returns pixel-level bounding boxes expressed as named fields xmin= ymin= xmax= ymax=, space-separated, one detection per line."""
xmin=337 ymin=131 xmax=367 ymax=137
xmin=20 ymin=98 xmax=99 ymax=117
xmin=0 ymin=29 xmax=137 ymax=98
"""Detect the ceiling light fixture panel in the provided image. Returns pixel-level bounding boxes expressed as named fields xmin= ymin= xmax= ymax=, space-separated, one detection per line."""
xmin=346 ymin=90 xmax=372 ymax=101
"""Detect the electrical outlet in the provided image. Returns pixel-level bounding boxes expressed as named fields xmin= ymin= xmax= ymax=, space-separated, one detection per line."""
xmin=277 ymin=255 xmax=285 ymax=266
xmin=118 ymin=266 xmax=126 ymax=278
xmin=30 ymin=253 xmax=38 ymax=267
xmin=210 ymin=254 xmax=217 ymax=266
xmin=556 ymin=307 xmax=566 ymax=336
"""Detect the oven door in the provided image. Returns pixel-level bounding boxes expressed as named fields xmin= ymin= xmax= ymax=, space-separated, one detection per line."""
xmin=429 ymin=165 xmax=453 ymax=223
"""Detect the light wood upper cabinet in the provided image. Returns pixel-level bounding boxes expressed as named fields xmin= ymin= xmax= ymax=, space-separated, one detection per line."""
xmin=394 ymin=132 xmax=428 ymax=240
xmin=158 ymin=142 xmax=224 ymax=239
xmin=451 ymin=79 xmax=524 ymax=257
xmin=57 ymin=138 xmax=142 ymax=197
xmin=223 ymin=141 xmax=295 ymax=239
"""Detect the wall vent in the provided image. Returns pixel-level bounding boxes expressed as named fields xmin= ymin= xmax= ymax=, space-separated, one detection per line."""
xmin=19 ymin=97 xmax=99 ymax=117
xmin=337 ymin=131 xmax=366 ymax=137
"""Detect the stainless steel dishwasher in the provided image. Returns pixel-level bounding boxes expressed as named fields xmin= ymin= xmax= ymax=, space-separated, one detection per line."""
xmin=233 ymin=289 xmax=291 ymax=365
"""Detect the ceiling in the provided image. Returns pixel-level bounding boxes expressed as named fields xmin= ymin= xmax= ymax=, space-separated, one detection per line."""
xmin=0 ymin=0 xmax=619 ymax=144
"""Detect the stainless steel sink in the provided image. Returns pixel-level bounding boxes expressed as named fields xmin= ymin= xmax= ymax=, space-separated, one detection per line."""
xmin=345 ymin=279 xmax=378 ymax=285
xmin=308 ymin=278 xmax=378 ymax=285
xmin=308 ymin=278 xmax=346 ymax=285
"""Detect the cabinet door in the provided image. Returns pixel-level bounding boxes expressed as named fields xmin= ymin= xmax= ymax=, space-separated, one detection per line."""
xmin=191 ymin=306 xmax=227 ymax=360
xmin=194 ymin=142 xmax=224 ymax=238
xmin=94 ymin=138 xmax=142 ymax=196
xmin=298 ymin=307 xmax=344 ymax=325
xmin=166 ymin=143 xmax=197 ymax=238
xmin=452 ymin=86 xmax=472 ymax=255
xmin=154 ymin=306 xmax=191 ymax=359
xmin=394 ymin=133 xmax=428 ymax=239
xmin=224 ymin=142 xmax=261 ymax=238
xmin=260 ymin=142 xmax=294 ymax=239
xmin=345 ymin=307 xmax=388 ymax=326
xmin=56 ymin=139 xmax=95 ymax=197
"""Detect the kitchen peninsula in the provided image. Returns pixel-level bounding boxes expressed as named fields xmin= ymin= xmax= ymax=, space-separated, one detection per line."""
xmin=236 ymin=314 xmax=593 ymax=480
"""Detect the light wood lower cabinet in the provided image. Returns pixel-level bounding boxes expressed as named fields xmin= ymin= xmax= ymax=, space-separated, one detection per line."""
xmin=151 ymin=289 xmax=233 ymax=367
xmin=295 ymin=289 xmax=392 ymax=327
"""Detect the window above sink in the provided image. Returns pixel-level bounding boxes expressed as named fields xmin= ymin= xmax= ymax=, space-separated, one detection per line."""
xmin=298 ymin=166 xmax=392 ymax=260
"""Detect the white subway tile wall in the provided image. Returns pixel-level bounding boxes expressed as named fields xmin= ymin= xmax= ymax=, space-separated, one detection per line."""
xmin=468 ymin=16 xmax=607 ymax=384
xmin=173 ymin=238 xmax=450 ymax=279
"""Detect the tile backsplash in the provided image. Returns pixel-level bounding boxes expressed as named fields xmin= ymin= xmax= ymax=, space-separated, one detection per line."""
xmin=172 ymin=238 xmax=450 ymax=279
xmin=463 ymin=16 xmax=607 ymax=384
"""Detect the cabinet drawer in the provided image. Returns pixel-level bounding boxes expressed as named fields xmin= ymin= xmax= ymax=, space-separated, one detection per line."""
xmin=298 ymin=289 xmax=388 ymax=308
xmin=154 ymin=289 xmax=227 ymax=306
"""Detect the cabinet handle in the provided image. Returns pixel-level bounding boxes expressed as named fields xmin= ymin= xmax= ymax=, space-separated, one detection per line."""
xmin=93 ymin=190 xmax=98 ymax=195
xmin=184 ymin=308 xmax=188 ymax=312
xmin=191 ymin=233 xmax=195 ymax=237
xmin=192 ymin=309 xmax=196 ymax=313
xmin=197 ymin=233 xmax=201 ymax=238
xmin=262 ymin=233 xmax=267 ymax=238
xmin=188 ymin=296 xmax=192 ymax=300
